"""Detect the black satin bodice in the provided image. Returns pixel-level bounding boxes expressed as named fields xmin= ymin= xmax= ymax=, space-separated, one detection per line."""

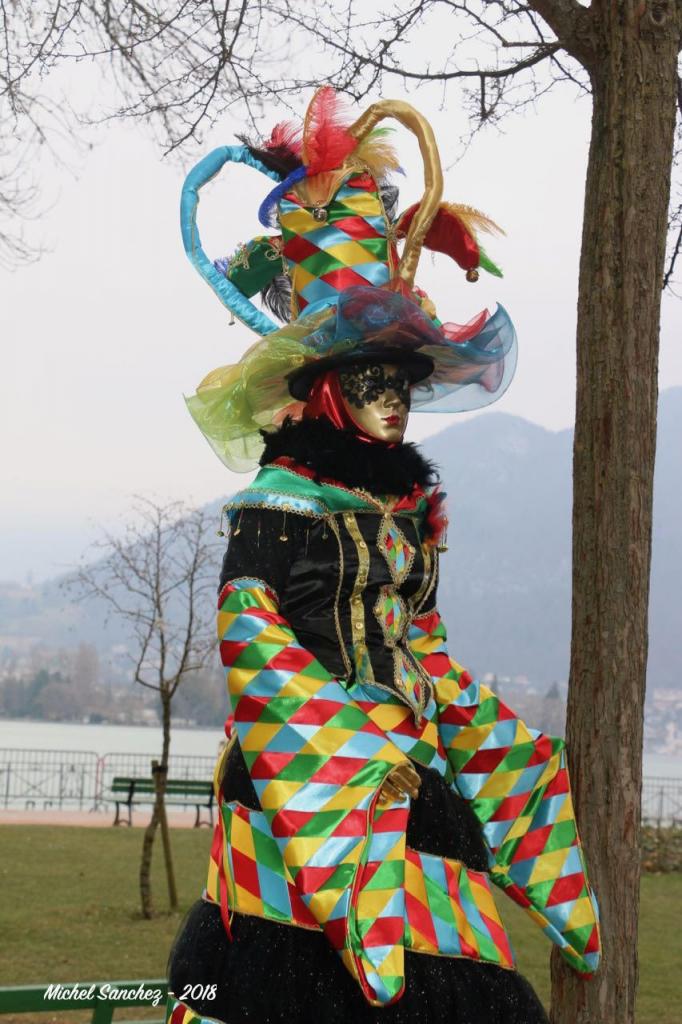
xmin=220 ymin=505 xmax=436 ymax=716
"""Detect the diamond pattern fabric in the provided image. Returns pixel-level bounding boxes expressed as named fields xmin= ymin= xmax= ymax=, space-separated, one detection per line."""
xmin=373 ymin=585 xmax=407 ymax=647
xmin=217 ymin=577 xmax=410 ymax=1006
xmin=378 ymin=515 xmax=416 ymax=585
xmin=279 ymin=173 xmax=394 ymax=315
xmin=407 ymin=609 xmax=602 ymax=975
xmin=204 ymin=801 xmax=515 ymax=962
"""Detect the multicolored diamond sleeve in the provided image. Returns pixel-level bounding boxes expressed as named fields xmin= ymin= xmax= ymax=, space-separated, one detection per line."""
xmin=218 ymin=577 xmax=412 ymax=1006
xmin=407 ymin=609 xmax=602 ymax=976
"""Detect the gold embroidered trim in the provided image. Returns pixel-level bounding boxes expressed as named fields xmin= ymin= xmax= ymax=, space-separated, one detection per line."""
xmin=227 ymin=242 xmax=250 ymax=273
xmin=373 ymin=584 xmax=408 ymax=650
xmin=392 ymin=643 xmax=434 ymax=725
xmin=409 ymin=540 xmax=433 ymax=614
xmin=412 ymin=545 xmax=439 ymax=617
xmin=343 ymin=510 xmax=375 ymax=683
xmin=219 ymin=576 xmax=280 ymax=607
xmin=326 ymin=514 xmax=353 ymax=679
xmin=265 ymin=237 xmax=283 ymax=261
xmin=377 ymin=513 xmax=416 ymax=586
xmin=222 ymin=495 xmax=328 ymax=520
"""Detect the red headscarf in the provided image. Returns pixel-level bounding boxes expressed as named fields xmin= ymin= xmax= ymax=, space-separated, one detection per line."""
xmin=303 ymin=369 xmax=385 ymax=444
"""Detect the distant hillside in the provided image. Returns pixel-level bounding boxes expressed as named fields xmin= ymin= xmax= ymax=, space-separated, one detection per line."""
xmin=2 ymin=388 xmax=680 ymax=688
xmin=426 ymin=387 xmax=681 ymax=686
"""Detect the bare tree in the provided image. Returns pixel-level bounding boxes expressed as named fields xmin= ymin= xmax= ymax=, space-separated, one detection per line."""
xmin=69 ymin=497 xmax=217 ymax=917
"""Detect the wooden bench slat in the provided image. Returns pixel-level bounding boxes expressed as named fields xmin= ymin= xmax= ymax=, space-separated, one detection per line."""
xmin=110 ymin=776 xmax=214 ymax=828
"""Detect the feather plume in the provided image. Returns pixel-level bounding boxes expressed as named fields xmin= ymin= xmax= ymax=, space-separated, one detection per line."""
xmin=261 ymin=273 xmax=293 ymax=323
xmin=396 ymin=201 xmax=503 ymax=275
xmin=353 ymin=127 xmax=401 ymax=181
xmin=239 ymin=140 xmax=302 ymax=179
xmin=265 ymin=120 xmax=303 ymax=156
xmin=302 ymin=86 xmax=358 ymax=176
xmin=441 ymin=202 xmax=504 ymax=238
xmin=379 ymin=182 xmax=400 ymax=222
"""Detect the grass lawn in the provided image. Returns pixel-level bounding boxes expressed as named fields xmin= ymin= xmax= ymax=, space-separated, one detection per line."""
xmin=0 ymin=824 xmax=678 ymax=1022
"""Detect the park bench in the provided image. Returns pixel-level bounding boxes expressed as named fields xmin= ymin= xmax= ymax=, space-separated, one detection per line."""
xmin=0 ymin=978 xmax=167 ymax=1023
xmin=110 ymin=776 xmax=214 ymax=828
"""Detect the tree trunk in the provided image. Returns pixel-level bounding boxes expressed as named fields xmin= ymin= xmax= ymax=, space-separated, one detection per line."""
xmin=158 ymin=693 xmax=178 ymax=910
xmin=139 ymin=797 xmax=159 ymax=919
xmin=139 ymin=691 xmax=175 ymax=918
xmin=550 ymin=6 xmax=679 ymax=1022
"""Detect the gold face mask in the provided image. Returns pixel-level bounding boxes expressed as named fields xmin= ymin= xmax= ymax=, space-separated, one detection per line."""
xmin=338 ymin=362 xmax=411 ymax=442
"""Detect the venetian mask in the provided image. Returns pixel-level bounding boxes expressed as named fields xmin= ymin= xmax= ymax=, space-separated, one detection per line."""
xmin=338 ymin=362 xmax=411 ymax=442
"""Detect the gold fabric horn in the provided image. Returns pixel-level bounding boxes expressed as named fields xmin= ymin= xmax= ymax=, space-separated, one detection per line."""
xmin=349 ymin=100 xmax=444 ymax=289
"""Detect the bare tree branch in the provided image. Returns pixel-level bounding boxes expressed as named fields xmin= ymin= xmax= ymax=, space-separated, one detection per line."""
xmin=66 ymin=496 xmax=218 ymax=713
xmin=529 ymin=0 xmax=596 ymax=65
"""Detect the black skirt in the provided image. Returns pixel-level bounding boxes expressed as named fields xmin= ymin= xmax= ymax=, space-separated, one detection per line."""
xmin=167 ymin=750 xmax=549 ymax=1024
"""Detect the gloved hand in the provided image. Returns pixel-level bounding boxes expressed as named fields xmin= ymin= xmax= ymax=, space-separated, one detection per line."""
xmin=377 ymin=762 xmax=421 ymax=806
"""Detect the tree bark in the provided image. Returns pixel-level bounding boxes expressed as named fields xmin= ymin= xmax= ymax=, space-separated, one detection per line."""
xmin=550 ymin=4 xmax=679 ymax=1022
xmin=139 ymin=799 xmax=159 ymax=920
xmin=139 ymin=690 xmax=176 ymax=917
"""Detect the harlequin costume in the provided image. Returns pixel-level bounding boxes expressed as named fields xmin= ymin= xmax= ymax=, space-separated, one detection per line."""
xmin=166 ymin=90 xmax=600 ymax=1024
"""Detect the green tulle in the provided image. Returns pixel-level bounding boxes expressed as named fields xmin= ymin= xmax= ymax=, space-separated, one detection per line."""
xmin=186 ymin=312 xmax=333 ymax=472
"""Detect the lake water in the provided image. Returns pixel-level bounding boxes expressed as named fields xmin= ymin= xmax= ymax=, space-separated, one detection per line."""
xmin=0 ymin=718 xmax=225 ymax=760
xmin=1 ymin=718 xmax=681 ymax=778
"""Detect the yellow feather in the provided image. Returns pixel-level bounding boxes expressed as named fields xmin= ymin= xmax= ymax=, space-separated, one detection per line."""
xmin=442 ymin=201 xmax=505 ymax=238
xmin=352 ymin=133 xmax=401 ymax=180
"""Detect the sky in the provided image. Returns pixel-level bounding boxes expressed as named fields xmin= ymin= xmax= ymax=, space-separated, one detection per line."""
xmin=2 ymin=68 xmax=682 ymax=582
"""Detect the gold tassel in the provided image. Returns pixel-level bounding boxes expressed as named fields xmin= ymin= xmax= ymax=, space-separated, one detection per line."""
xmin=216 ymin=506 xmax=228 ymax=538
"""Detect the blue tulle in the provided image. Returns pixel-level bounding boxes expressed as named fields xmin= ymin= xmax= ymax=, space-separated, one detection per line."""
xmin=289 ymin=287 xmax=517 ymax=414
xmin=413 ymin=304 xmax=518 ymax=413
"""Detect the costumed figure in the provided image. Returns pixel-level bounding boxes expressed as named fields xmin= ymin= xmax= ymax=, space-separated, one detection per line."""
xmin=166 ymin=89 xmax=601 ymax=1024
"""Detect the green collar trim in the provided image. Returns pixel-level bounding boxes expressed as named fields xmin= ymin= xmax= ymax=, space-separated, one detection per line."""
xmin=224 ymin=464 xmax=429 ymax=520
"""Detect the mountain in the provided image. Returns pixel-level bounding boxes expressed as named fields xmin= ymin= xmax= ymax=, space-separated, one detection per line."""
xmin=426 ymin=411 xmax=573 ymax=682
xmin=1 ymin=388 xmax=680 ymax=688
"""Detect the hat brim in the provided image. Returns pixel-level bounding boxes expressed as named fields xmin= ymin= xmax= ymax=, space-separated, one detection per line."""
xmin=287 ymin=348 xmax=435 ymax=401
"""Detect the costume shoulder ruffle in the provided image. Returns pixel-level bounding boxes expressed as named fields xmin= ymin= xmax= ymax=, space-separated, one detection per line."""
xmin=222 ymin=462 xmax=436 ymax=526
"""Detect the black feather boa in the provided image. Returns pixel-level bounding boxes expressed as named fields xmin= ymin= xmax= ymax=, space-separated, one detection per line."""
xmin=259 ymin=416 xmax=439 ymax=497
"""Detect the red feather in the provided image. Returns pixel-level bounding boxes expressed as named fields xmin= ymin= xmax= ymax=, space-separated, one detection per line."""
xmin=302 ymin=86 xmax=358 ymax=176
xmin=396 ymin=203 xmax=480 ymax=271
xmin=265 ymin=120 xmax=302 ymax=156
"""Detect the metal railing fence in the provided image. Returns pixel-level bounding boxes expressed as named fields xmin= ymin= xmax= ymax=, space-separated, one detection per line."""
xmin=641 ymin=776 xmax=682 ymax=827
xmin=1 ymin=747 xmax=680 ymax=823
xmin=0 ymin=747 xmax=216 ymax=811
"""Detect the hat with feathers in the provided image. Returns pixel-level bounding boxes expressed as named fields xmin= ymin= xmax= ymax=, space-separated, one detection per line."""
xmin=181 ymin=88 xmax=517 ymax=471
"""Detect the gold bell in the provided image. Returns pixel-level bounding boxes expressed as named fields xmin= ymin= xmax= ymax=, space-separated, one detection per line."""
xmin=466 ymin=268 xmax=479 ymax=283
